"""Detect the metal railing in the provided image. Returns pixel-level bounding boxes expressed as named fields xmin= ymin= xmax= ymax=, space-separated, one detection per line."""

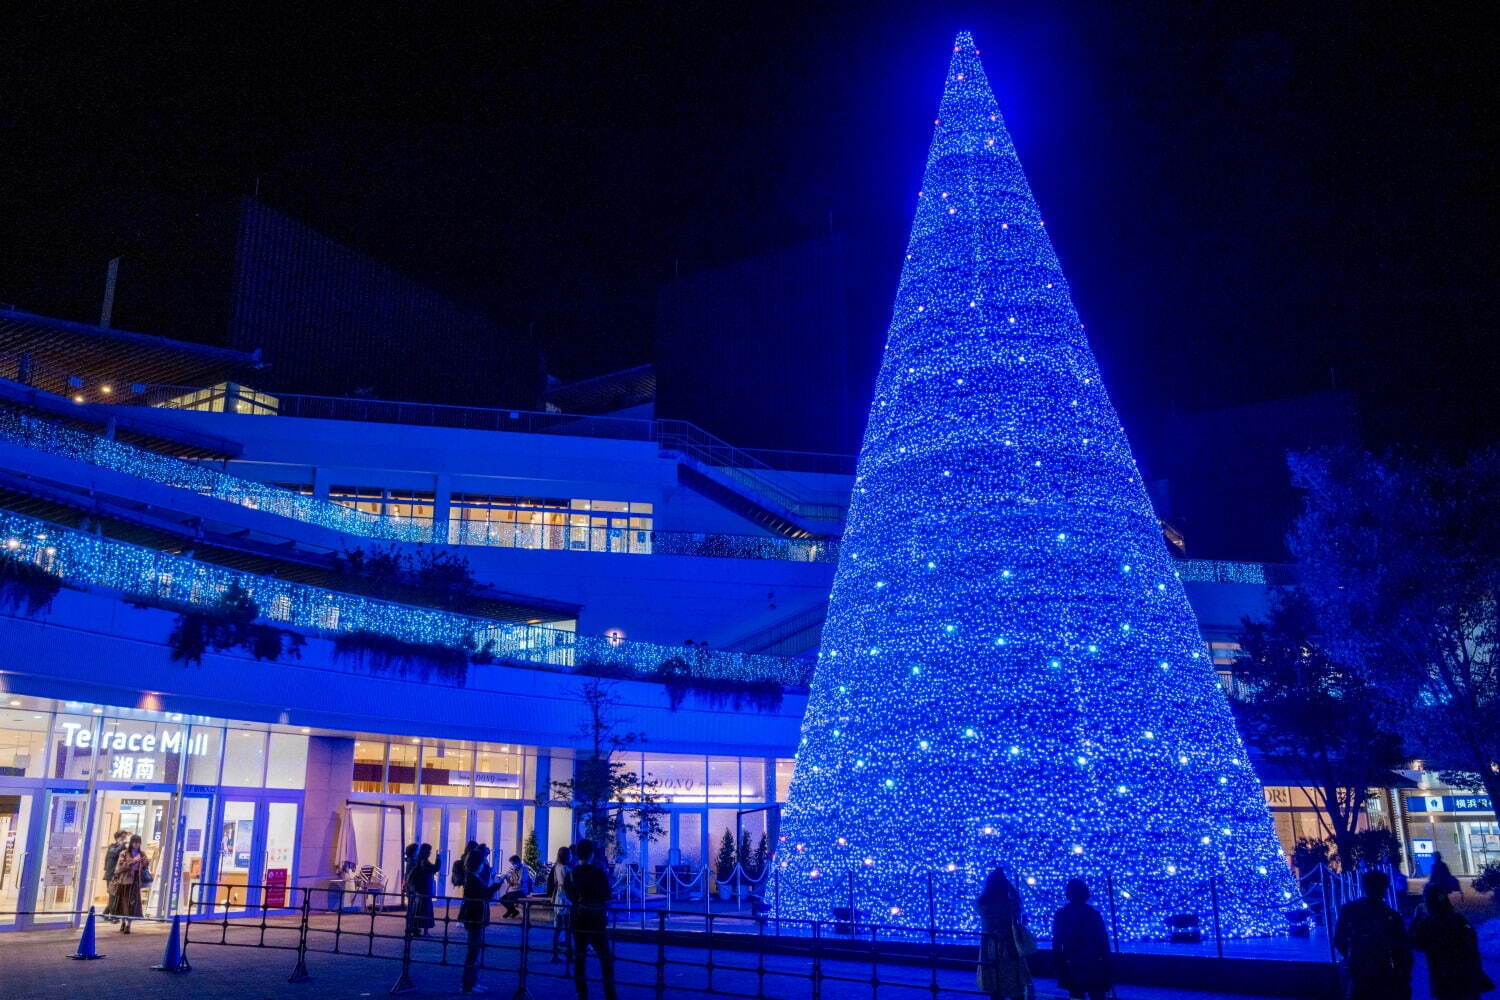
xmin=0 ymin=406 xmax=426 ymax=542
xmin=0 ymin=507 xmax=814 ymax=687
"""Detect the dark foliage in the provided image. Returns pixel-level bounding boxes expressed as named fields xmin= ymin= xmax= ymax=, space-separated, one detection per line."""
xmin=1233 ymin=588 xmax=1405 ymax=861
xmin=166 ymin=583 xmax=305 ymax=665
xmin=1292 ymin=837 xmax=1332 ymax=876
xmin=651 ymin=656 xmax=784 ymax=712
xmin=0 ymin=550 xmax=63 ymax=615
xmin=331 ymin=630 xmax=469 ymax=685
xmin=715 ymin=828 xmax=737 ymax=882
xmin=334 ymin=546 xmax=480 ymax=612
xmin=1473 ymin=862 xmax=1500 ymax=897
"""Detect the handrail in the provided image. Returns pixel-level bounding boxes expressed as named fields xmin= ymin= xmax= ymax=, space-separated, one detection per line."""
xmin=0 ymin=506 xmax=813 ymax=687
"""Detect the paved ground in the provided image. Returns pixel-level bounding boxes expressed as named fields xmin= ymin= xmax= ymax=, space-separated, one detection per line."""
xmin=0 ymin=916 xmax=1299 ymax=1000
xmin=1 ymin=904 xmax=1495 ymax=1000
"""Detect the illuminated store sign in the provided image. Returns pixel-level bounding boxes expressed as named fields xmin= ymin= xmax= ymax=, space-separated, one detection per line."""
xmin=59 ymin=723 xmax=211 ymax=757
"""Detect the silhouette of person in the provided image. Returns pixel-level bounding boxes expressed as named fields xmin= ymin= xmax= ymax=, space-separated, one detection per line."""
xmin=565 ymin=838 xmax=617 ymax=1000
xmin=974 ymin=867 xmax=1031 ymax=1000
xmin=1051 ymin=878 xmax=1111 ymax=1000
xmin=1334 ymin=869 xmax=1412 ymax=1000
xmin=1409 ymin=882 xmax=1495 ymax=1000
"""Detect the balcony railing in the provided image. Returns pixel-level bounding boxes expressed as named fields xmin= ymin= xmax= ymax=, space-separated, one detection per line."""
xmin=0 ymin=407 xmax=426 ymax=542
xmin=0 ymin=507 xmax=812 ymax=687
xmin=448 ymin=520 xmax=839 ymax=563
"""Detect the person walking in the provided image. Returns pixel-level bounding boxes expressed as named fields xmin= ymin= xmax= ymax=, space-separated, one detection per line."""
xmin=548 ymin=845 xmax=574 ymax=962
xmin=975 ymin=867 xmax=1032 ymax=1000
xmin=1409 ymin=883 xmax=1495 ymax=1000
xmin=458 ymin=843 xmax=502 ymax=995
xmin=405 ymin=843 xmax=440 ymax=937
xmin=1052 ymin=878 xmax=1112 ymax=1000
xmin=566 ymin=838 xmax=618 ymax=1000
xmin=108 ymin=835 xmax=149 ymax=933
xmin=498 ymin=854 xmax=534 ymax=919
xmin=100 ymin=829 xmax=128 ymax=922
xmin=1334 ymin=869 xmax=1412 ymax=1000
xmin=1429 ymin=853 xmax=1462 ymax=897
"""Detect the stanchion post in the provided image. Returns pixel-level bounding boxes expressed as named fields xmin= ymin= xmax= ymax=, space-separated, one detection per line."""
xmin=390 ymin=892 xmax=416 ymax=994
xmin=926 ymin=872 xmax=935 ymax=932
xmin=288 ymin=888 xmax=312 ymax=982
xmin=513 ymin=900 xmax=534 ymax=1000
xmin=654 ymin=910 xmax=667 ymax=1000
xmin=1104 ymin=872 xmax=1121 ymax=953
xmin=774 ymin=867 xmax=781 ymax=938
xmin=811 ymin=919 xmax=823 ymax=1000
xmin=1210 ymin=875 xmax=1224 ymax=960
xmin=756 ymin=910 xmax=767 ymax=1000
xmin=1321 ymin=865 xmax=1336 ymax=962
xmin=927 ymin=915 xmax=939 ymax=1000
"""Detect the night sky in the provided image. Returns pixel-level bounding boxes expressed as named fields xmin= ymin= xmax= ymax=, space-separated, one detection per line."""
xmin=2 ymin=1 xmax=1494 ymax=451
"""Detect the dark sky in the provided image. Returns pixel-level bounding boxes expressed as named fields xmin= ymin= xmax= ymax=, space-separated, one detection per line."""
xmin=1 ymin=1 xmax=1494 ymax=450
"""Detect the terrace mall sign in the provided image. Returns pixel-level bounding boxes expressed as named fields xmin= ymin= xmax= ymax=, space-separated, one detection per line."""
xmin=58 ymin=722 xmax=212 ymax=757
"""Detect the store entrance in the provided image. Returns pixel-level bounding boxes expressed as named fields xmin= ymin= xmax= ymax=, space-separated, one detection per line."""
xmin=0 ymin=792 xmax=35 ymax=926
xmin=86 ymin=791 xmax=173 ymax=917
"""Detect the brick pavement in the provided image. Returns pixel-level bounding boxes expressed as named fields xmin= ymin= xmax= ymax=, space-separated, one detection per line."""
xmin=0 ymin=915 xmax=1315 ymax=1000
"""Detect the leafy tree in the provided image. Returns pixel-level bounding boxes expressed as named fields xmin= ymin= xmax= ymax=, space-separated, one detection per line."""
xmin=1233 ymin=589 xmax=1405 ymax=861
xmin=522 ymin=829 xmax=541 ymax=873
xmin=736 ymin=829 xmax=753 ymax=878
xmin=751 ymin=832 xmax=770 ymax=880
xmin=548 ymin=677 xmax=664 ymax=860
xmin=1289 ymin=447 xmax=1500 ymax=825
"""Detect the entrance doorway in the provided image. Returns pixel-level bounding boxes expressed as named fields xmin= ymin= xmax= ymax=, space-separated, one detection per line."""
xmin=87 ymin=791 xmax=173 ymax=915
xmin=0 ymin=793 xmax=35 ymax=926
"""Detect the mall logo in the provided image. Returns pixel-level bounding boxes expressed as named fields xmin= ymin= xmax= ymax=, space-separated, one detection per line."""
xmin=58 ymin=722 xmax=211 ymax=757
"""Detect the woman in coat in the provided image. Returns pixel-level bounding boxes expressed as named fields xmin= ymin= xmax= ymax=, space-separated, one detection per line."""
xmin=108 ymin=835 xmax=148 ymax=933
xmin=1409 ymin=883 xmax=1495 ymax=1000
xmin=1052 ymin=878 xmax=1112 ymax=1000
xmin=975 ymin=866 xmax=1032 ymax=1000
xmin=404 ymin=843 xmax=440 ymax=936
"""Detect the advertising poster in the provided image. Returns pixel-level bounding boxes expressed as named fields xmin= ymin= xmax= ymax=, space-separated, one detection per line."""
xmin=264 ymin=867 xmax=288 ymax=908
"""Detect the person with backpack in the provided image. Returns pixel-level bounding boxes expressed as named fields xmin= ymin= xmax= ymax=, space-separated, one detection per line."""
xmin=1409 ymin=882 xmax=1495 ymax=1000
xmin=1429 ymin=853 xmax=1463 ymax=897
xmin=1334 ymin=869 xmax=1412 ymax=1000
xmin=453 ymin=841 xmax=477 ymax=890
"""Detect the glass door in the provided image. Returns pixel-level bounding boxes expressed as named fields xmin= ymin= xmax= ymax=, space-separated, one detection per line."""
xmin=173 ymin=794 xmax=212 ymax=916
xmin=0 ymin=792 xmax=35 ymax=926
xmin=216 ymin=799 xmax=257 ymax=908
xmin=262 ymin=802 xmax=298 ymax=911
xmin=32 ymin=791 xmax=89 ymax=922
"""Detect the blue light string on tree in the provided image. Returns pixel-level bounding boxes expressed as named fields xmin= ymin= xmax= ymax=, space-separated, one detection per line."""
xmin=775 ymin=32 xmax=1296 ymax=937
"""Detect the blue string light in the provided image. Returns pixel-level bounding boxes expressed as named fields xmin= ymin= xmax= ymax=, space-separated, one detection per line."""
xmin=775 ymin=32 xmax=1295 ymax=938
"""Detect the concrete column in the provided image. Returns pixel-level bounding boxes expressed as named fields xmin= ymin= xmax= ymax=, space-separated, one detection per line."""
xmin=298 ymin=736 xmax=355 ymax=887
xmin=311 ymin=467 xmax=332 ymax=500
xmin=531 ymin=751 xmax=552 ymax=854
xmin=432 ymin=474 xmax=453 ymax=545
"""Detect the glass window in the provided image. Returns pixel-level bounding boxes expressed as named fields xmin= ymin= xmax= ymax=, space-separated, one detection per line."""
xmin=264 ymin=802 xmax=298 ymax=898
xmin=644 ymin=755 xmax=705 ymax=803
xmin=0 ymin=713 xmax=50 ymax=779
xmin=422 ymin=743 xmax=476 ymax=797
xmin=448 ymin=494 xmax=651 ymax=553
xmin=775 ymin=760 xmax=795 ymax=803
xmin=740 ymin=758 xmax=768 ymax=801
xmin=186 ymin=726 xmax=224 ymax=785
xmin=352 ymin=739 xmax=386 ymax=794
xmin=266 ymin=733 xmax=309 ymax=789
xmin=387 ymin=742 xmax=419 ymax=794
xmin=472 ymin=743 xmax=524 ymax=799
xmin=221 ymin=729 xmax=267 ymax=787
xmin=707 ymin=757 xmax=741 ymax=803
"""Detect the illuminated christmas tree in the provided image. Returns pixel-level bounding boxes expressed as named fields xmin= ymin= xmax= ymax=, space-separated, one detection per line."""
xmin=776 ymin=32 xmax=1296 ymax=937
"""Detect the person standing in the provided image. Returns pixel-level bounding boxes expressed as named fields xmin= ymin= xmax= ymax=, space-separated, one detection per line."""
xmin=498 ymin=854 xmax=534 ymax=919
xmin=1051 ymin=878 xmax=1112 ymax=1000
xmin=100 ymin=829 xmax=128 ymax=922
xmin=1334 ymin=869 xmax=1412 ymax=1000
xmin=1429 ymin=853 xmax=1462 ymax=897
xmin=566 ymin=838 xmax=618 ymax=1000
xmin=458 ymin=843 xmax=501 ymax=995
xmin=108 ymin=835 xmax=148 ymax=933
xmin=547 ymin=845 xmax=574 ymax=962
xmin=1409 ymin=883 xmax=1495 ymax=1000
xmin=975 ymin=867 xmax=1032 ymax=1000
xmin=405 ymin=843 xmax=440 ymax=937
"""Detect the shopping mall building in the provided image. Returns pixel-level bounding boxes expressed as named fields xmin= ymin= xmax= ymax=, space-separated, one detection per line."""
xmin=0 ymin=309 xmax=1491 ymax=931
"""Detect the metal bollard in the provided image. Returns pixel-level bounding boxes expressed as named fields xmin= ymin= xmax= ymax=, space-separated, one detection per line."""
xmin=390 ymin=919 xmax=416 ymax=994
xmin=512 ymin=900 xmax=535 ymax=1000
xmin=655 ymin=910 xmax=667 ymax=1000
xmin=811 ymin=920 xmax=823 ymax=1000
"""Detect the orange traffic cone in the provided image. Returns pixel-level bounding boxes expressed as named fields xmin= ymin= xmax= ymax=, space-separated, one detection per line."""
xmin=68 ymin=907 xmax=105 ymax=960
xmin=152 ymin=914 xmax=191 ymax=972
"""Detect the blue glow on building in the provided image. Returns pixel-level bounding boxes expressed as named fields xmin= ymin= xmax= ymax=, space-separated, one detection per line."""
xmin=775 ymin=32 xmax=1296 ymax=937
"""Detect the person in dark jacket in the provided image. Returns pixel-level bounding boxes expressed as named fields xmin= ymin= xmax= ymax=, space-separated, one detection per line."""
xmin=1052 ymin=878 xmax=1112 ymax=1000
xmin=548 ymin=845 xmax=574 ymax=962
xmin=458 ymin=843 xmax=501 ymax=995
xmin=454 ymin=841 xmax=477 ymax=890
xmin=1334 ymin=870 xmax=1412 ymax=1000
xmin=404 ymin=843 xmax=440 ymax=937
xmin=1409 ymin=883 xmax=1495 ymax=1000
xmin=1429 ymin=854 xmax=1462 ymax=897
xmin=565 ymin=838 xmax=617 ymax=1000
xmin=101 ymin=829 xmax=129 ymax=921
